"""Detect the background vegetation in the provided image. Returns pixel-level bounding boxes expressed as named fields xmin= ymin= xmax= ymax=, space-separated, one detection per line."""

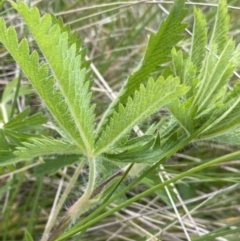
xmin=1 ymin=0 xmax=240 ymax=240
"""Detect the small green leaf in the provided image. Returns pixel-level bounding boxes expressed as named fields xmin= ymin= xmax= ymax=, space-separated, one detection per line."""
xmin=24 ymin=230 xmax=34 ymax=241
xmin=107 ymin=135 xmax=154 ymax=154
xmin=1 ymin=78 xmax=32 ymax=104
xmin=0 ymin=0 xmax=5 ymax=9
xmin=0 ymin=150 xmax=18 ymax=166
xmin=104 ymin=134 xmax=186 ymax=163
xmin=172 ymin=48 xmax=197 ymax=87
xmin=167 ymin=99 xmax=194 ymax=135
xmin=4 ymin=107 xmax=47 ymax=131
xmin=34 ymin=155 xmax=82 ymax=176
xmin=210 ymin=130 xmax=240 ymax=146
xmin=0 ymin=129 xmax=8 ymax=150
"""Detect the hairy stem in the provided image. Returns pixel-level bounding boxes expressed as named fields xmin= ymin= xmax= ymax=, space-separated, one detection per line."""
xmin=59 ymin=150 xmax=240 ymax=240
xmin=90 ymin=169 xmax=124 ymax=198
xmin=47 ymin=157 xmax=96 ymax=241
xmin=41 ymin=161 xmax=85 ymax=241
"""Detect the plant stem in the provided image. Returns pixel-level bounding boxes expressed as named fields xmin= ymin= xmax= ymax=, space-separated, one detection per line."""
xmin=47 ymin=157 xmax=96 ymax=241
xmin=90 ymin=169 xmax=124 ymax=198
xmin=58 ymin=150 xmax=240 ymax=240
xmin=41 ymin=161 xmax=85 ymax=241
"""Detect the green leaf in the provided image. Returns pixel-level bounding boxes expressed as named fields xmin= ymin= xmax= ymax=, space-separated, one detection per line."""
xmin=2 ymin=129 xmax=36 ymax=146
xmin=4 ymin=107 xmax=47 ymax=131
xmin=24 ymin=230 xmax=34 ymax=241
xmin=0 ymin=107 xmax=47 ymax=151
xmin=0 ymin=0 xmax=5 ymax=9
xmin=0 ymin=22 xmax=75 ymax=150
xmin=95 ymin=76 xmax=189 ymax=155
xmin=107 ymin=135 xmax=154 ymax=154
xmin=0 ymin=137 xmax=82 ymax=167
xmin=1 ymin=77 xmax=32 ymax=104
xmin=2 ymin=2 xmax=95 ymax=155
xmin=190 ymin=7 xmax=207 ymax=72
xmin=192 ymin=40 xmax=240 ymax=116
xmin=209 ymin=0 xmax=229 ymax=55
xmin=171 ymin=48 xmax=197 ymax=87
xmin=34 ymin=155 xmax=82 ymax=176
xmin=0 ymin=128 xmax=8 ymax=150
xmin=210 ymin=129 xmax=240 ymax=146
xmin=14 ymin=136 xmax=82 ymax=161
xmin=167 ymin=1 xmax=240 ymax=140
xmin=97 ymin=0 xmax=187 ymax=134
xmin=199 ymin=81 xmax=240 ymax=138
xmin=167 ymin=98 xmax=194 ymax=135
xmin=169 ymin=48 xmax=197 ymax=134
xmin=0 ymin=150 xmax=18 ymax=166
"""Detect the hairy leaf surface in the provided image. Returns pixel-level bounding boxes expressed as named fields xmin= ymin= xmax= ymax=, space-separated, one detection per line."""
xmin=200 ymin=82 xmax=240 ymax=138
xmin=193 ymin=40 xmax=240 ymax=115
xmin=190 ymin=7 xmax=207 ymax=72
xmin=14 ymin=137 xmax=82 ymax=160
xmin=97 ymin=0 xmax=187 ymax=135
xmin=209 ymin=0 xmax=229 ymax=54
xmin=34 ymin=155 xmax=82 ymax=176
xmin=11 ymin=2 xmax=95 ymax=155
xmin=95 ymin=76 xmax=189 ymax=155
xmin=0 ymin=21 xmax=83 ymax=153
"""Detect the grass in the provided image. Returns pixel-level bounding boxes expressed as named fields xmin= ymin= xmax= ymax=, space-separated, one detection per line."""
xmin=1 ymin=0 xmax=240 ymax=241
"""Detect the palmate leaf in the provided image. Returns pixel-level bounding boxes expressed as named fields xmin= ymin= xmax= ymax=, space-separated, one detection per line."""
xmin=96 ymin=0 xmax=187 ymax=135
xmin=95 ymin=76 xmax=189 ymax=155
xmin=8 ymin=2 xmax=95 ymax=155
xmin=168 ymin=0 xmax=240 ymax=140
